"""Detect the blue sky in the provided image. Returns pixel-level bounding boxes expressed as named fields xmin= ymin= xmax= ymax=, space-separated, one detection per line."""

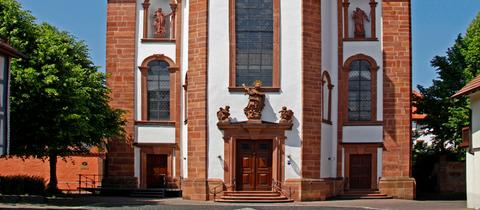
xmin=18 ymin=0 xmax=480 ymax=88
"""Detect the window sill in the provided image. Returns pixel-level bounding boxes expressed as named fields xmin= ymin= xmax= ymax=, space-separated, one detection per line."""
xmin=343 ymin=38 xmax=378 ymax=42
xmin=141 ymin=38 xmax=176 ymax=43
xmin=134 ymin=121 xmax=176 ymax=126
xmin=343 ymin=121 xmax=383 ymax=126
xmin=228 ymin=87 xmax=281 ymax=93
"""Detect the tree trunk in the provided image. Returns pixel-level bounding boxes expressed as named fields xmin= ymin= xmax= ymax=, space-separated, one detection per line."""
xmin=47 ymin=151 xmax=60 ymax=194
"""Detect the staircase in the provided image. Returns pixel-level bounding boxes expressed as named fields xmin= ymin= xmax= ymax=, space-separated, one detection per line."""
xmin=130 ymin=188 xmax=165 ymax=198
xmin=215 ymin=191 xmax=293 ymax=203
xmin=336 ymin=190 xmax=393 ymax=200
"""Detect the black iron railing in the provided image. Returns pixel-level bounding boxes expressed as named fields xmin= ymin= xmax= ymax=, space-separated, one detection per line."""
xmin=78 ymin=174 xmax=102 ymax=194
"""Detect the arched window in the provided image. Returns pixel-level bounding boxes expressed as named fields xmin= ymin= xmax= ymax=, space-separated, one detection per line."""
xmin=139 ymin=54 xmax=177 ymax=122
xmin=147 ymin=60 xmax=170 ymax=120
xmin=322 ymin=71 xmax=334 ymax=124
xmin=344 ymin=54 xmax=378 ymax=122
xmin=229 ymin=0 xmax=280 ymax=91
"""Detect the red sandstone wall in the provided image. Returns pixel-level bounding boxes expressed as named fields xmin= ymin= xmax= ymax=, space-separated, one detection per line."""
xmin=382 ymin=0 xmax=412 ymax=178
xmin=182 ymin=0 xmax=209 ymax=201
xmin=0 ymin=156 xmax=102 ymax=191
xmin=105 ymin=0 xmax=137 ymax=178
xmin=379 ymin=0 xmax=415 ymax=200
xmin=302 ymin=0 xmax=322 ymax=180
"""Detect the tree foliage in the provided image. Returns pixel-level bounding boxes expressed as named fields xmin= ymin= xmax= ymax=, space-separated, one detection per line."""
xmin=0 ymin=0 xmax=126 ymax=193
xmin=416 ymin=12 xmax=480 ymax=156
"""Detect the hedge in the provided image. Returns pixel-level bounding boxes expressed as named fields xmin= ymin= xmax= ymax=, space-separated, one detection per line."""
xmin=0 ymin=175 xmax=46 ymax=195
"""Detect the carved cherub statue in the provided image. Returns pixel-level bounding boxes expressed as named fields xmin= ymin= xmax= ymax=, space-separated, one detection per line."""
xmin=279 ymin=106 xmax=294 ymax=124
xmin=217 ymin=105 xmax=231 ymax=123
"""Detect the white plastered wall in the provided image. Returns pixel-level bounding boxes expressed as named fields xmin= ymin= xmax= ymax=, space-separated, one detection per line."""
xmin=320 ymin=0 xmax=339 ymax=178
xmin=207 ymin=0 xmax=303 ymax=180
xmin=467 ymin=92 xmax=480 ymax=209
xmin=343 ymin=126 xmax=383 ymax=143
xmin=180 ymin=0 xmax=189 ymax=179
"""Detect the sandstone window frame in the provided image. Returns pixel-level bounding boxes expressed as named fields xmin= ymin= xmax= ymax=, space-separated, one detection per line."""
xmin=228 ymin=0 xmax=281 ymax=92
xmin=342 ymin=54 xmax=379 ymax=125
xmin=137 ymin=54 xmax=179 ymax=125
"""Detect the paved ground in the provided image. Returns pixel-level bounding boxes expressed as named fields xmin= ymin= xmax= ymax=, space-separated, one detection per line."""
xmin=0 ymin=196 xmax=469 ymax=210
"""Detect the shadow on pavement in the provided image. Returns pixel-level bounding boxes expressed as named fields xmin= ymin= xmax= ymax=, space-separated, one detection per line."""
xmin=0 ymin=195 xmax=160 ymax=208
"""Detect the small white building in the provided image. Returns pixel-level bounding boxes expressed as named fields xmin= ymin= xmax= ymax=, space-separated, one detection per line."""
xmin=452 ymin=76 xmax=480 ymax=209
xmin=0 ymin=40 xmax=23 ymax=155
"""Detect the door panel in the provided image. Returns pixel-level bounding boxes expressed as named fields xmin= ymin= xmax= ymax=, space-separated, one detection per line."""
xmin=349 ymin=154 xmax=372 ymax=189
xmin=240 ymin=156 xmax=255 ymax=190
xmin=236 ymin=140 xmax=272 ymax=191
xmin=146 ymin=154 xmax=168 ymax=188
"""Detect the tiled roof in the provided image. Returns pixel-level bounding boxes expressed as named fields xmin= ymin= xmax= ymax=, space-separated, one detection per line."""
xmin=412 ymin=91 xmax=427 ymax=120
xmin=452 ymin=75 xmax=480 ymax=98
xmin=0 ymin=39 xmax=24 ymax=58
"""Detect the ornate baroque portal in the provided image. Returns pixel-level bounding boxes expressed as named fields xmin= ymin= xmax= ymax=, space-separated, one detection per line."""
xmin=217 ymin=82 xmax=293 ymax=191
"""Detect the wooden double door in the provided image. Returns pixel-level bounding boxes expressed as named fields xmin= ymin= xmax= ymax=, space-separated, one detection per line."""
xmin=349 ymin=154 xmax=372 ymax=189
xmin=146 ymin=154 xmax=168 ymax=188
xmin=236 ymin=140 xmax=273 ymax=191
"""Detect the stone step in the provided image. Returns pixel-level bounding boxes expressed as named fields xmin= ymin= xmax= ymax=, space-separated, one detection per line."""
xmin=216 ymin=191 xmax=291 ymax=203
xmin=220 ymin=195 xmax=289 ymax=200
xmin=335 ymin=190 xmax=393 ymax=200
xmin=130 ymin=189 xmax=165 ymax=198
xmin=215 ymin=198 xmax=294 ymax=203
xmin=337 ymin=195 xmax=393 ymax=199
xmin=223 ymin=191 xmax=280 ymax=196
xmin=344 ymin=190 xmax=382 ymax=195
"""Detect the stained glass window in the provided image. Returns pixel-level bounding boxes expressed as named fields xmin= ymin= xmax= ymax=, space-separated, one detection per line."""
xmin=147 ymin=60 xmax=170 ymax=120
xmin=348 ymin=60 xmax=371 ymax=121
xmin=235 ymin=0 xmax=273 ymax=86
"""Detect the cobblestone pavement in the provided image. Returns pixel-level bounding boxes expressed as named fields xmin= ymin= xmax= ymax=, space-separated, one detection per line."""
xmin=0 ymin=196 xmax=469 ymax=210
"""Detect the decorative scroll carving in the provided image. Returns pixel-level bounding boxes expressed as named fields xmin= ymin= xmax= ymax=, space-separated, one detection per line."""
xmin=279 ymin=106 xmax=294 ymax=124
xmin=217 ymin=106 xmax=231 ymax=123
xmin=243 ymin=81 xmax=265 ymax=121
xmin=352 ymin=7 xmax=370 ymax=39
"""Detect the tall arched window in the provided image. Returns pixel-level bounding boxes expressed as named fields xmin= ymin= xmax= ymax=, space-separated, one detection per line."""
xmin=147 ymin=60 xmax=170 ymax=120
xmin=322 ymin=71 xmax=334 ymax=124
xmin=229 ymin=0 xmax=280 ymax=91
xmin=348 ymin=60 xmax=371 ymax=121
xmin=138 ymin=54 xmax=177 ymax=122
xmin=344 ymin=54 xmax=378 ymax=123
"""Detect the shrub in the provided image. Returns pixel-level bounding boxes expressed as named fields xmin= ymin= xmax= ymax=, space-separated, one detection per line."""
xmin=0 ymin=175 xmax=46 ymax=195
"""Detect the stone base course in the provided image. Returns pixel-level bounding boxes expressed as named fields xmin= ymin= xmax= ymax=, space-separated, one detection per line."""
xmin=379 ymin=176 xmax=416 ymax=200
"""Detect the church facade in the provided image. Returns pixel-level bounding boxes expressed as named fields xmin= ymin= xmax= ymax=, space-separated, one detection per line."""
xmin=104 ymin=0 xmax=415 ymax=201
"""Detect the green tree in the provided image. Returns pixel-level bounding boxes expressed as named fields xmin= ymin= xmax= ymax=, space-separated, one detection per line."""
xmin=416 ymin=12 xmax=480 ymax=156
xmin=0 ymin=0 xmax=126 ymax=193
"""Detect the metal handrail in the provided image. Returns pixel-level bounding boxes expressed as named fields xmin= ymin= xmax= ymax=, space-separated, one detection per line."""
xmin=210 ymin=179 xmax=236 ymax=201
xmin=272 ymin=179 xmax=292 ymax=199
xmin=78 ymin=174 xmax=102 ymax=194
